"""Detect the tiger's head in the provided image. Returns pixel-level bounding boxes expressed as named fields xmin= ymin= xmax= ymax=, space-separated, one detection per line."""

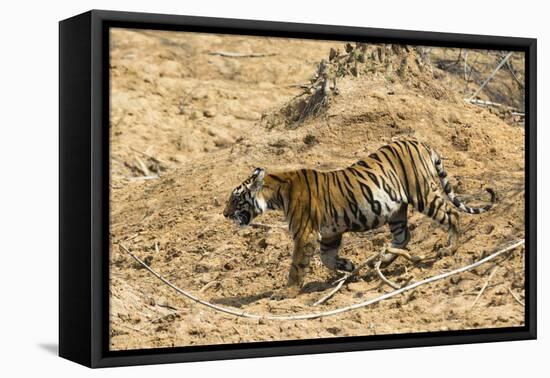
xmin=223 ymin=168 xmax=266 ymax=227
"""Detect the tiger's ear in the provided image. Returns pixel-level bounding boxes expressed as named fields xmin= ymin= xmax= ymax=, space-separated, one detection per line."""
xmin=248 ymin=167 xmax=265 ymax=193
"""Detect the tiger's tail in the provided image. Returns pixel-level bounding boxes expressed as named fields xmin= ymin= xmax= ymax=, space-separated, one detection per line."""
xmin=431 ymin=149 xmax=496 ymax=214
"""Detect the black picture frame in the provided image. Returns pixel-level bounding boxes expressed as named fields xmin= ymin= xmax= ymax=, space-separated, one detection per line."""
xmin=59 ymin=9 xmax=537 ymax=368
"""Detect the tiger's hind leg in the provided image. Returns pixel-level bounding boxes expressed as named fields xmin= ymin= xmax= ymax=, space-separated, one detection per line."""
xmin=376 ymin=203 xmax=411 ymax=268
xmin=422 ymin=192 xmax=460 ymax=257
xmin=320 ymin=234 xmax=355 ymax=272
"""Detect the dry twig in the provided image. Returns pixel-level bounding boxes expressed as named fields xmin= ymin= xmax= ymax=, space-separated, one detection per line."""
xmin=508 ymin=287 xmax=525 ymax=307
xmin=129 ymin=146 xmax=166 ymax=165
xmin=127 ymin=175 xmax=160 ymax=181
xmin=287 ymin=83 xmax=312 ymax=89
xmin=505 ymin=57 xmax=524 ymax=88
xmin=208 ymin=51 xmax=276 ymax=58
xmin=199 ymin=281 xmax=220 ymax=293
xmin=463 ymin=49 xmax=469 ymax=80
xmin=470 ymin=267 xmax=498 ymax=310
xmin=374 ymin=259 xmax=400 ymax=290
xmin=313 ymin=259 xmax=370 ymax=306
xmin=312 ymin=278 xmax=348 ymax=307
xmin=134 ymin=156 xmax=150 ymax=176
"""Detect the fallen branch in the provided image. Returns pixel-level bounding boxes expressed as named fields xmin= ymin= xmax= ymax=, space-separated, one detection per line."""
xmin=466 ymin=98 xmax=521 ymax=112
xmin=119 ymin=239 xmax=524 ymax=321
xmin=386 ymin=246 xmax=425 ymax=263
xmin=467 ymin=98 xmax=507 ymax=108
xmin=466 ymin=99 xmax=524 ymax=119
xmin=468 ymin=52 xmax=513 ymax=101
xmin=208 ymin=51 xmax=276 ymax=58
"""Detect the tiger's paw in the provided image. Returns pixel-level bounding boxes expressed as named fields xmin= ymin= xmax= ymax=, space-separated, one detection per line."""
xmin=270 ymin=286 xmax=300 ymax=301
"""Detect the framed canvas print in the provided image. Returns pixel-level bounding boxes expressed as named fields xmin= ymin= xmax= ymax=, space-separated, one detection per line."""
xmin=59 ymin=10 xmax=536 ymax=368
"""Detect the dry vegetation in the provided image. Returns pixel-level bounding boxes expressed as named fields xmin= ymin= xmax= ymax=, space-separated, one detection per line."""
xmin=108 ymin=28 xmax=525 ymax=351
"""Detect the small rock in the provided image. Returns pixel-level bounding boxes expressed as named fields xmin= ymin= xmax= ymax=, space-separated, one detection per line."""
xmin=194 ymin=264 xmax=209 ymax=273
xmin=189 ymin=110 xmax=202 ymax=120
xmin=214 ymin=136 xmax=233 ymax=148
xmin=496 ymin=315 xmax=508 ymax=323
xmin=326 ymin=327 xmax=341 ymax=335
xmin=258 ymin=238 xmax=268 ymax=249
xmin=448 ymin=112 xmax=461 ymax=124
xmin=451 ymin=134 xmax=470 ymax=151
xmin=303 ymin=134 xmax=319 ymax=146
xmin=234 ymin=109 xmax=261 ymax=120
xmin=203 ymin=109 xmax=216 ymax=118
xmin=143 ymin=255 xmax=154 ymax=265
xmin=482 ymin=224 xmax=494 ymax=235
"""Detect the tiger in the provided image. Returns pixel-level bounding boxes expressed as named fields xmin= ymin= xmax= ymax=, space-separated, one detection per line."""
xmin=223 ymin=139 xmax=496 ymax=300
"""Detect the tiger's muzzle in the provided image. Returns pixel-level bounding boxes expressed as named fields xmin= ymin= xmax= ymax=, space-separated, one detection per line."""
xmin=224 ymin=209 xmax=252 ymax=227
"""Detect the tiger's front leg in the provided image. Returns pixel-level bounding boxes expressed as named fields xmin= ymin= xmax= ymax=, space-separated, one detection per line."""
xmin=270 ymin=232 xmax=318 ymax=300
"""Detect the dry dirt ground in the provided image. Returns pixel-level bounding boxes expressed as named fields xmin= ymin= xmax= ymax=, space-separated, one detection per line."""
xmin=108 ymin=29 xmax=525 ymax=351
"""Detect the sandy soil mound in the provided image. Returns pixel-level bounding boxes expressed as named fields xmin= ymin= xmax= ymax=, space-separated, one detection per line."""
xmin=108 ymin=29 xmax=525 ymax=350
